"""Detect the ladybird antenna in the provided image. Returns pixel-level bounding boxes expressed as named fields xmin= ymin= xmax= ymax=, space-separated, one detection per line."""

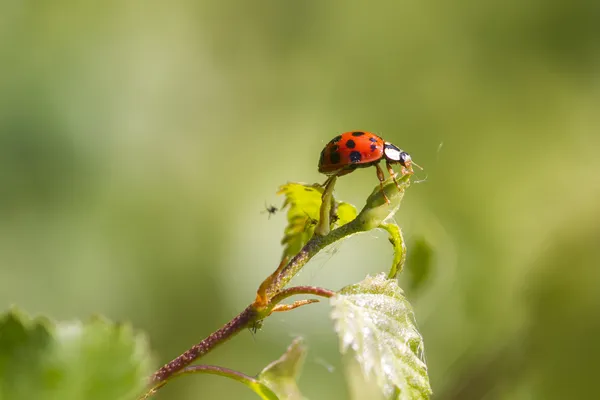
xmin=411 ymin=161 xmax=423 ymax=171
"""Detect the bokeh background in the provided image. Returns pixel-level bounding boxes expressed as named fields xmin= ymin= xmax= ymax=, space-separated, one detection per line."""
xmin=1 ymin=1 xmax=599 ymax=399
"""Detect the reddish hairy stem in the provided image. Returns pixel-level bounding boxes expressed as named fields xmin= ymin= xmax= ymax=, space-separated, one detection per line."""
xmin=145 ymin=174 xmax=412 ymax=398
xmin=150 ymin=305 xmax=258 ymax=384
xmin=266 ymin=221 xmax=359 ymax=296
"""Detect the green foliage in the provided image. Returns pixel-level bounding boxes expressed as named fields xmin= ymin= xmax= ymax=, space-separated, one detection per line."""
xmin=331 ymin=274 xmax=431 ymax=400
xmin=379 ymin=222 xmax=407 ymax=279
xmin=335 ymin=202 xmax=357 ymax=227
xmin=274 ymin=176 xmax=431 ymax=399
xmin=0 ymin=309 xmax=153 ymax=400
xmin=278 ymin=182 xmax=357 ymax=258
xmin=258 ymin=338 xmax=307 ymax=400
xmin=0 ymin=175 xmax=426 ymax=400
xmin=0 ymin=309 xmax=52 ymax=400
xmin=3 ymin=1 xmax=599 ymax=397
xmin=184 ymin=337 xmax=307 ymax=400
xmin=245 ymin=383 xmax=279 ymax=400
xmin=355 ymin=174 xmax=410 ymax=231
xmin=0 ymin=174 xmax=429 ymax=400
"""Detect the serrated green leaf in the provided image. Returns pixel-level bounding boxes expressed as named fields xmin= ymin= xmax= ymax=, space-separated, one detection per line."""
xmin=380 ymin=222 xmax=407 ymax=279
xmin=278 ymin=183 xmax=356 ymax=259
xmin=51 ymin=317 xmax=153 ymax=400
xmin=278 ymin=183 xmax=322 ymax=259
xmin=0 ymin=309 xmax=53 ymax=400
xmin=345 ymin=359 xmax=385 ymax=400
xmin=258 ymin=337 xmax=307 ymax=400
xmin=0 ymin=309 xmax=153 ymax=400
xmin=330 ymin=274 xmax=431 ymax=400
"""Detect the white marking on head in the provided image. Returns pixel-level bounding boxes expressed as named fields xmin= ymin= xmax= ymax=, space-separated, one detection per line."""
xmin=383 ymin=142 xmax=402 ymax=161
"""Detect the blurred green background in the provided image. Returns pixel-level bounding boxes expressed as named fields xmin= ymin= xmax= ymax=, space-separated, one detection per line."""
xmin=1 ymin=1 xmax=599 ymax=399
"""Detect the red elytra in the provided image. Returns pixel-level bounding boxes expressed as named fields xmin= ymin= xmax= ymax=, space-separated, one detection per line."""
xmin=318 ymin=131 xmax=418 ymax=203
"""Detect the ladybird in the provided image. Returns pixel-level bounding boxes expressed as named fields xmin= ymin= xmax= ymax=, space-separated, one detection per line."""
xmin=318 ymin=131 xmax=419 ymax=203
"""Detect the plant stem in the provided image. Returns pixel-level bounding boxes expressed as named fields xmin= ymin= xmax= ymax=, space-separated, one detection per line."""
xmin=379 ymin=222 xmax=407 ymax=278
xmin=266 ymin=220 xmax=364 ymax=296
xmin=145 ymin=174 xmax=411 ymax=397
xmin=149 ymin=305 xmax=258 ymax=384
xmin=266 ymin=174 xmax=411 ymax=296
xmin=270 ymin=285 xmax=336 ymax=305
xmin=142 ymin=364 xmax=278 ymax=400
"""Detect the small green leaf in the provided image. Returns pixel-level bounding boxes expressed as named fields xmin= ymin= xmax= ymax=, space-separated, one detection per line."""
xmin=258 ymin=337 xmax=307 ymax=400
xmin=356 ymin=174 xmax=411 ymax=231
xmin=330 ymin=274 xmax=431 ymax=400
xmin=335 ymin=202 xmax=358 ymax=226
xmin=247 ymin=382 xmax=280 ymax=400
xmin=380 ymin=222 xmax=407 ymax=279
xmin=278 ymin=183 xmax=323 ymax=259
xmin=0 ymin=309 xmax=153 ymax=400
xmin=278 ymin=183 xmax=356 ymax=259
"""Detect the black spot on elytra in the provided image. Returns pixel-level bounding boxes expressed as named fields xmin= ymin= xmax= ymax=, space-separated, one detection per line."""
xmin=370 ymin=144 xmax=377 ymax=152
xmin=351 ymin=131 xmax=365 ymax=137
xmin=349 ymin=151 xmax=362 ymax=163
xmin=330 ymin=151 xmax=341 ymax=164
xmin=331 ymin=144 xmax=339 ymax=151
xmin=331 ymin=135 xmax=342 ymax=143
xmin=346 ymin=139 xmax=356 ymax=149
xmin=369 ymin=137 xmax=378 ymax=142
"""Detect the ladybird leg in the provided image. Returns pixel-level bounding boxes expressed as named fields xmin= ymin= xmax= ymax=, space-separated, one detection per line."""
xmin=386 ymin=162 xmax=403 ymax=192
xmin=399 ymin=163 xmax=414 ymax=176
xmin=375 ymin=163 xmax=391 ymax=204
xmin=321 ymin=169 xmax=344 ymax=187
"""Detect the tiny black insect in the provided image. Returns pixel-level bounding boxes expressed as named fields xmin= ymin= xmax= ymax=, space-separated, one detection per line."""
xmin=249 ymin=320 xmax=263 ymax=334
xmin=303 ymin=211 xmax=318 ymax=232
xmin=262 ymin=203 xmax=279 ymax=219
xmin=331 ymin=213 xmax=340 ymax=224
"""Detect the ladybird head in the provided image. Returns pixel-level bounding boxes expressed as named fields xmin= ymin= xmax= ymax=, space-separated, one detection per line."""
xmin=383 ymin=143 xmax=411 ymax=167
xmin=398 ymin=152 xmax=412 ymax=168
